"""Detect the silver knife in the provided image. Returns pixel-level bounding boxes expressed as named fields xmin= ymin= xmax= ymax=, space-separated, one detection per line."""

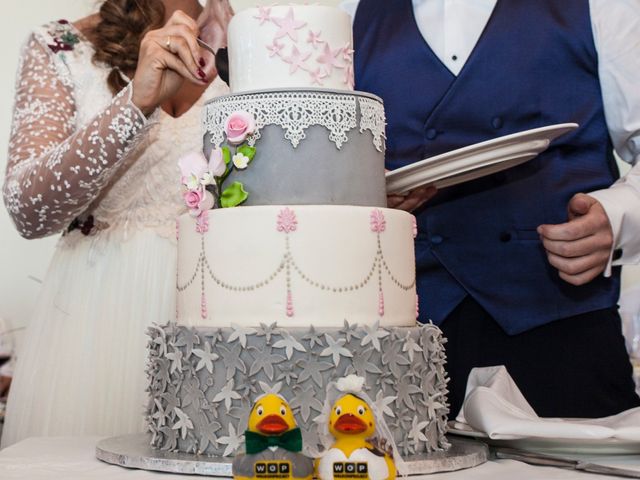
xmin=494 ymin=447 xmax=640 ymax=478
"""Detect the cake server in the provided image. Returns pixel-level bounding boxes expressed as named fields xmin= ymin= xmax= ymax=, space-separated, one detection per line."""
xmin=197 ymin=38 xmax=229 ymax=85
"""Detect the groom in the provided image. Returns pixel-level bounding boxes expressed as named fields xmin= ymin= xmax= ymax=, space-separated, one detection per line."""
xmin=349 ymin=0 xmax=640 ymax=418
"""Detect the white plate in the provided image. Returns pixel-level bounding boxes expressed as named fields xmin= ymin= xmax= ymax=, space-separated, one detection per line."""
xmin=448 ymin=421 xmax=640 ymax=455
xmin=385 ymin=123 xmax=579 ymax=195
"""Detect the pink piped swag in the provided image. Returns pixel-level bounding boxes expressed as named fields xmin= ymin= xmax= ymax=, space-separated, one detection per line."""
xmin=179 ymin=207 xmax=416 ymax=323
xmin=370 ymin=208 xmax=386 ymax=233
xmin=196 ymin=210 xmax=210 ymax=234
xmin=371 ymin=209 xmax=387 ymax=316
xmin=201 ymin=292 xmax=208 ymax=320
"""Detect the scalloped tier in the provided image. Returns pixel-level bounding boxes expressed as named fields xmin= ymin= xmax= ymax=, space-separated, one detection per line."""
xmin=176 ymin=206 xmax=417 ymax=328
xmin=228 ymin=6 xmax=354 ymax=93
xmin=146 ymin=323 xmax=450 ymax=458
xmin=203 ymin=89 xmax=387 ymax=207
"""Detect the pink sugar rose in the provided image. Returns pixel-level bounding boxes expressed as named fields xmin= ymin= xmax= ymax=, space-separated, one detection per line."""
xmin=185 ymin=188 xmax=215 ymax=217
xmin=225 ymin=111 xmax=256 ymax=145
xmin=184 ymin=189 xmax=204 ymax=210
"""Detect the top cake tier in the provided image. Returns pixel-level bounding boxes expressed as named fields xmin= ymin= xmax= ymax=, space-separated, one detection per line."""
xmin=228 ymin=5 xmax=354 ymax=93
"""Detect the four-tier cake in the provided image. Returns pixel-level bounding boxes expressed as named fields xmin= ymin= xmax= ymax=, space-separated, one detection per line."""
xmin=146 ymin=5 xmax=450 ymax=460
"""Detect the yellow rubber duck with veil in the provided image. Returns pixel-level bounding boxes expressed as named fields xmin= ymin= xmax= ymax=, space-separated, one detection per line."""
xmin=316 ymin=375 xmax=400 ymax=480
xmin=232 ymin=393 xmax=314 ymax=480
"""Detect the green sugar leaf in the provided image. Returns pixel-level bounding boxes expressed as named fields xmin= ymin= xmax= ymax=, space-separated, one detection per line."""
xmin=220 ymin=182 xmax=249 ymax=208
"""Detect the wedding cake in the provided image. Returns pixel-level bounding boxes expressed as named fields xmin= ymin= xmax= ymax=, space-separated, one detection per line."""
xmin=146 ymin=5 xmax=450 ymax=460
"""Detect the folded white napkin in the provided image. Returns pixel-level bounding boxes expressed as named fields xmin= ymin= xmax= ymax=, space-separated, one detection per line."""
xmin=454 ymin=366 xmax=640 ymax=441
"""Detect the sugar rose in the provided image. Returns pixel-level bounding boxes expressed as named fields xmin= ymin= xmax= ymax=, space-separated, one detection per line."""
xmin=225 ymin=111 xmax=256 ymax=145
xmin=184 ymin=189 xmax=204 ymax=210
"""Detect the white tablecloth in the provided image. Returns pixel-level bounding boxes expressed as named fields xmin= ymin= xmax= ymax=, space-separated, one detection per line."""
xmin=1 ymin=437 xmax=640 ymax=480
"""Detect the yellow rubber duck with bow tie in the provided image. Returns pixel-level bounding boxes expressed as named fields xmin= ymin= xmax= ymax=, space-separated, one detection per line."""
xmin=232 ymin=393 xmax=314 ymax=480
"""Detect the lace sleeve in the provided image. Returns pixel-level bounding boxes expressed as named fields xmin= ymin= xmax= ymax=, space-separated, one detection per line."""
xmin=3 ymin=33 xmax=150 ymax=239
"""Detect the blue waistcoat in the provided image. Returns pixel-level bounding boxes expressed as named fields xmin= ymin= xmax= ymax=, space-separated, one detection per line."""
xmin=354 ymin=0 xmax=621 ymax=334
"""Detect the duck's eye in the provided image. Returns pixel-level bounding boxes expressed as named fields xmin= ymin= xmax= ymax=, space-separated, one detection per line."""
xmin=280 ymin=406 xmax=287 ymax=416
xmin=257 ymin=406 xmax=264 ymax=416
xmin=335 ymin=406 xmax=342 ymax=416
xmin=357 ymin=405 xmax=366 ymax=416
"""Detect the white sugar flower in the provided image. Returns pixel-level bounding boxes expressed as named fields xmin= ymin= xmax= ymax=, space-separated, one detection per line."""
xmin=336 ymin=374 xmax=365 ymax=394
xmin=185 ymin=174 xmax=200 ymax=191
xmin=200 ymin=172 xmax=214 ymax=186
xmin=232 ymin=152 xmax=250 ymax=170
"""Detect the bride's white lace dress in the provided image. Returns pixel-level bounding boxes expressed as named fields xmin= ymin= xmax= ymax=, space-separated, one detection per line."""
xmin=1 ymin=20 xmax=227 ymax=446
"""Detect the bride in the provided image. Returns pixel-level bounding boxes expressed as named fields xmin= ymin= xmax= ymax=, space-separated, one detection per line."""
xmin=1 ymin=0 xmax=232 ymax=446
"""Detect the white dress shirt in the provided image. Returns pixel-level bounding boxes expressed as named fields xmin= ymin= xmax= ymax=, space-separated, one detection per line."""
xmin=341 ymin=0 xmax=640 ymax=272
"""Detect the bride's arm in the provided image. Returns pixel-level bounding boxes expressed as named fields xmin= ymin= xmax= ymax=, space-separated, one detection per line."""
xmin=2 ymin=32 xmax=151 ymax=240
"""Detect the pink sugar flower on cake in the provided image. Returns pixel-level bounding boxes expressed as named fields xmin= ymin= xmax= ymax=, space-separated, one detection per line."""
xmin=205 ymin=147 xmax=227 ymax=182
xmin=277 ymin=207 xmax=298 ymax=233
xmin=178 ymin=151 xmax=208 ymax=189
xmin=183 ymin=189 xmax=204 ymax=210
xmin=184 ymin=188 xmax=215 ymax=218
xmin=224 ymin=111 xmax=256 ymax=145
xmin=370 ymin=209 xmax=386 ymax=233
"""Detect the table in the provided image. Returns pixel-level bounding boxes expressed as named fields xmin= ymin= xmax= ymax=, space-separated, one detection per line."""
xmin=2 ymin=437 xmax=640 ymax=479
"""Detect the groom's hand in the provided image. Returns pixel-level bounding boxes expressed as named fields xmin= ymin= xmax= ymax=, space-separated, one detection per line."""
xmin=537 ymin=193 xmax=613 ymax=286
xmin=387 ymin=185 xmax=438 ymax=212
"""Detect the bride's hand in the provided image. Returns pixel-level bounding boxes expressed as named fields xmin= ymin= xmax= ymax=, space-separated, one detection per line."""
xmin=198 ymin=0 xmax=234 ymax=54
xmin=131 ymin=10 xmax=214 ymax=116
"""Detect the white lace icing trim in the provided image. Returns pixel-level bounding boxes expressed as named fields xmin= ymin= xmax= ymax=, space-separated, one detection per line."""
xmin=203 ymin=90 xmax=386 ymax=151
xmin=359 ymin=96 xmax=387 ymax=152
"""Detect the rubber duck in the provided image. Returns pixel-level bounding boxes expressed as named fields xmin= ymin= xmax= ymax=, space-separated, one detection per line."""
xmin=316 ymin=393 xmax=396 ymax=480
xmin=232 ymin=393 xmax=314 ymax=480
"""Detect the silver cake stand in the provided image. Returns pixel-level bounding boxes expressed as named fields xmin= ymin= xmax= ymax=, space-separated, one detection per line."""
xmin=96 ymin=434 xmax=488 ymax=477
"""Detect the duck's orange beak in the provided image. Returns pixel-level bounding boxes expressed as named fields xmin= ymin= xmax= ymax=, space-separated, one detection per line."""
xmin=334 ymin=414 xmax=367 ymax=434
xmin=256 ymin=414 xmax=289 ymax=435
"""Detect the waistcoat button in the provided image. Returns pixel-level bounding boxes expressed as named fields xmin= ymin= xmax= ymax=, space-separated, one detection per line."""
xmin=426 ymin=128 xmax=438 ymax=140
xmin=492 ymin=116 xmax=504 ymax=129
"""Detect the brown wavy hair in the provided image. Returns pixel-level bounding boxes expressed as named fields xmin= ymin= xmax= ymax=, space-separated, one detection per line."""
xmin=91 ymin=0 xmax=165 ymax=94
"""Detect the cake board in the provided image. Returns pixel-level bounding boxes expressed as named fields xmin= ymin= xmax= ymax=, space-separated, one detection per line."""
xmin=96 ymin=433 xmax=488 ymax=477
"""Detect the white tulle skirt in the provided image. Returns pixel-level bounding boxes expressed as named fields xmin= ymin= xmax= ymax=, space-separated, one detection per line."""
xmin=1 ymin=228 xmax=176 ymax=447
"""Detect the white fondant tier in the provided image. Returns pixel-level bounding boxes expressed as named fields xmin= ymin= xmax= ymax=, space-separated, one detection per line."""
xmin=177 ymin=206 xmax=418 ymax=328
xmin=228 ymin=6 xmax=354 ymax=93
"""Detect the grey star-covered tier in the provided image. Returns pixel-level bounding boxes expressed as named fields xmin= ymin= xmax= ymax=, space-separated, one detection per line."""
xmin=202 ymin=89 xmax=387 ymax=207
xmin=146 ymin=322 xmax=450 ymax=458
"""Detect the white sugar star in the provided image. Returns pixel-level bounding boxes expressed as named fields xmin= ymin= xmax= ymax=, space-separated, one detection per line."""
xmin=172 ymin=407 xmax=194 ymax=440
xmin=218 ymin=424 xmax=244 ymax=457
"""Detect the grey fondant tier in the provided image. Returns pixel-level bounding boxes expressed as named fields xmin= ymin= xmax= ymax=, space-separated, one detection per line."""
xmin=202 ymin=89 xmax=387 ymax=207
xmin=146 ymin=322 xmax=450 ymax=459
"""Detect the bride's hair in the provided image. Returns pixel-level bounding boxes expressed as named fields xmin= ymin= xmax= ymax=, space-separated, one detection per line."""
xmin=91 ymin=0 xmax=166 ymax=94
